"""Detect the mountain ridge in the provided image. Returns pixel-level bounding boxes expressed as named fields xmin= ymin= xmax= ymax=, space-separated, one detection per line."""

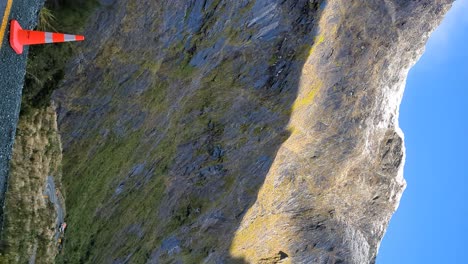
xmin=3 ymin=0 xmax=452 ymax=263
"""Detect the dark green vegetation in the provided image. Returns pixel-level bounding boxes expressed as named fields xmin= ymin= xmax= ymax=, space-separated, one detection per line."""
xmin=22 ymin=0 xmax=97 ymax=115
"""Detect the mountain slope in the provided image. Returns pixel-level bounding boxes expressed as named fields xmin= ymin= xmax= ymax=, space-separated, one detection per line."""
xmin=52 ymin=0 xmax=452 ymax=263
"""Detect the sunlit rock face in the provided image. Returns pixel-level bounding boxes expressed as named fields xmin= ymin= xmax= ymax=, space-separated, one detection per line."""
xmin=53 ymin=0 xmax=452 ymax=263
xmin=230 ymin=1 xmax=454 ymax=262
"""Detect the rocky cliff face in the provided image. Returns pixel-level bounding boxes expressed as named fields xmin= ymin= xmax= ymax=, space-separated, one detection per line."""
xmin=51 ymin=0 xmax=452 ymax=263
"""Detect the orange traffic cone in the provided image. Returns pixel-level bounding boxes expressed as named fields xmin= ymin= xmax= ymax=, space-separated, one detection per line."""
xmin=9 ymin=20 xmax=85 ymax=55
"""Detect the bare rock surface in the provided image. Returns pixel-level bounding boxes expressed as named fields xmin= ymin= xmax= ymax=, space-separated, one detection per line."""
xmin=230 ymin=1 xmax=453 ymax=262
xmin=52 ymin=0 xmax=452 ymax=263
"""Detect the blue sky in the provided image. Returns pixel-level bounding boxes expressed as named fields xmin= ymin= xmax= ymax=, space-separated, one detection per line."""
xmin=378 ymin=1 xmax=468 ymax=263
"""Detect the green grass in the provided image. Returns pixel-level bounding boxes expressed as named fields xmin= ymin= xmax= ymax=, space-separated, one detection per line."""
xmin=56 ymin=38 xmax=246 ymax=262
xmin=38 ymin=7 xmax=57 ymax=31
xmin=57 ymin=131 xmax=167 ymax=263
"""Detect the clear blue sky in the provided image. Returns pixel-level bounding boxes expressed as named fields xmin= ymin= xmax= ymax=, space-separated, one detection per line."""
xmin=378 ymin=1 xmax=468 ymax=263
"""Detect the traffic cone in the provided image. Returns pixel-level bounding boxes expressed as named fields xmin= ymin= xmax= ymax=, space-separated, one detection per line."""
xmin=9 ymin=19 xmax=85 ymax=55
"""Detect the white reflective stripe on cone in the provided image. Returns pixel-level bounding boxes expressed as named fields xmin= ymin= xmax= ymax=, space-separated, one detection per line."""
xmin=45 ymin=32 xmax=53 ymax=43
xmin=64 ymin=34 xmax=76 ymax=41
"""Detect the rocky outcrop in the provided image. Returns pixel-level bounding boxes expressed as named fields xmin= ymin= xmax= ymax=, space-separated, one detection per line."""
xmin=229 ymin=1 xmax=452 ymax=262
xmin=0 ymin=107 xmax=62 ymax=263
xmin=52 ymin=0 xmax=452 ymax=263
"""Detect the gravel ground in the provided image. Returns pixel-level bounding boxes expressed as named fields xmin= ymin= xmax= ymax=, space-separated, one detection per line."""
xmin=0 ymin=0 xmax=44 ymax=233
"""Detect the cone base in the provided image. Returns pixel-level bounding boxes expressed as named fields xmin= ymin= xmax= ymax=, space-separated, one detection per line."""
xmin=10 ymin=20 xmax=24 ymax=55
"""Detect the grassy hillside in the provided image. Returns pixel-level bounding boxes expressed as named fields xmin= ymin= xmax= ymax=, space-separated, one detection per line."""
xmin=52 ymin=1 xmax=322 ymax=262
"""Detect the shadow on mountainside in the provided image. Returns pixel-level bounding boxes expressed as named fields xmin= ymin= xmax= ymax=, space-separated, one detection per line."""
xmin=51 ymin=0 xmax=326 ymax=263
